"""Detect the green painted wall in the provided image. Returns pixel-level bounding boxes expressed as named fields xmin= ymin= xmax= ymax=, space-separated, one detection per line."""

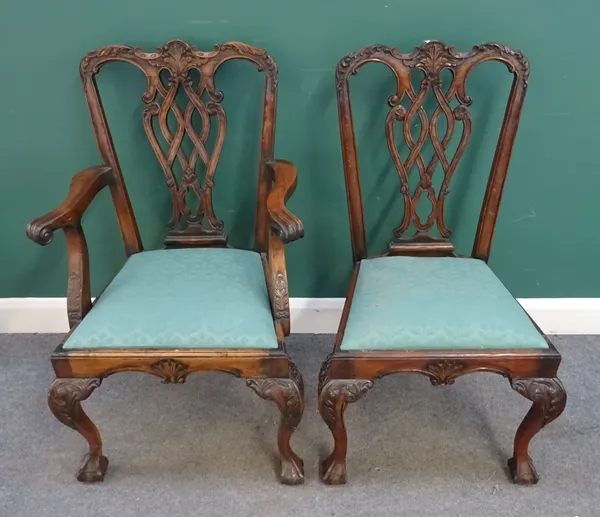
xmin=1 ymin=0 xmax=599 ymax=298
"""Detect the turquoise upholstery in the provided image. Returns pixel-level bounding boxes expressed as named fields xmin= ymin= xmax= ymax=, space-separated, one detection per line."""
xmin=64 ymin=248 xmax=278 ymax=349
xmin=341 ymin=256 xmax=548 ymax=351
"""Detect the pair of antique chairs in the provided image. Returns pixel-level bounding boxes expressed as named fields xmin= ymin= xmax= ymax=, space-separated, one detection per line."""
xmin=27 ymin=39 xmax=566 ymax=486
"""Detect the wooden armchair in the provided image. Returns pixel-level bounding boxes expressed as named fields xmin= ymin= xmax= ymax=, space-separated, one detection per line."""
xmin=318 ymin=41 xmax=566 ymax=485
xmin=26 ymin=40 xmax=305 ymax=485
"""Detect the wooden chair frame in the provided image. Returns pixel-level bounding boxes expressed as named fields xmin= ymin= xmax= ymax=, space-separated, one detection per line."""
xmin=26 ymin=40 xmax=305 ymax=485
xmin=318 ymin=41 xmax=566 ymax=485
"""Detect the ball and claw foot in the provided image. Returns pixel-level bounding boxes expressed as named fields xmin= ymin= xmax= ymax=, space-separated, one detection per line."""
xmin=77 ymin=453 xmax=109 ymax=483
xmin=321 ymin=455 xmax=347 ymax=485
xmin=280 ymin=456 xmax=304 ymax=485
xmin=508 ymin=456 xmax=539 ymax=485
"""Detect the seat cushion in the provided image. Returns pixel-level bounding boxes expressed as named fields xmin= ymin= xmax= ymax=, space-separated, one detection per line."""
xmin=341 ymin=256 xmax=548 ymax=351
xmin=64 ymin=248 xmax=278 ymax=350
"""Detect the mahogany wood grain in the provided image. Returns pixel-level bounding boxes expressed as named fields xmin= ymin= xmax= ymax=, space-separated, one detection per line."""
xmin=48 ymin=378 xmax=108 ymax=482
xmin=51 ymin=346 xmax=290 ymax=381
xmin=266 ymin=160 xmax=304 ymax=244
xmin=320 ymin=40 xmax=566 ymax=486
xmin=26 ymin=40 xmax=304 ymax=485
xmin=335 ymin=41 xmax=529 ymax=260
xmin=263 ymin=159 xmax=304 ymax=336
xmin=26 ymin=166 xmax=113 ymax=327
xmin=26 ymin=166 xmax=114 ymax=244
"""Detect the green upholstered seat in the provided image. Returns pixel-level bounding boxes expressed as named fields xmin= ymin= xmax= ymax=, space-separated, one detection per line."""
xmin=64 ymin=248 xmax=278 ymax=350
xmin=340 ymin=256 xmax=548 ymax=351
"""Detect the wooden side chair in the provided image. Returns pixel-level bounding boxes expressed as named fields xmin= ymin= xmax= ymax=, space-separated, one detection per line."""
xmin=26 ymin=40 xmax=305 ymax=485
xmin=318 ymin=41 xmax=566 ymax=485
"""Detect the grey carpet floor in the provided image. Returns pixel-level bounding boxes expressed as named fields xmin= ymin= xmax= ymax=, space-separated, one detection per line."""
xmin=0 ymin=334 xmax=598 ymax=516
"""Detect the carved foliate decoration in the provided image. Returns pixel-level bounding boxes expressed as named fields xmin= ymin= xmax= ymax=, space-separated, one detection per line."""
xmin=273 ymin=272 xmax=290 ymax=321
xmin=67 ymin=267 xmax=84 ymax=328
xmin=80 ymin=40 xmax=278 ymax=245
xmin=510 ymin=377 xmax=567 ymax=426
xmin=246 ymin=378 xmax=302 ymax=415
xmin=335 ymin=45 xmax=396 ymax=92
xmin=319 ymin=379 xmax=373 ymax=428
xmin=318 ymin=353 xmax=333 ymax=394
xmin=48 ymin=378 xmax=109 ymax=482
xmin=48 ymin=378 xmax=102 ymax=430
xmin=217 ymin=42 xmax=278 ymax=88
xmin=150 ymin=358 xmax=189 ymax=384
xmin=336 ymin=40 xmax=529 ymax=243
xmin=246 ymin=369 xmax=304 ymax=428
xmin=288 ymin=360 xmax=304 ymax=397
xmin=471 ymin=43 xmax=530 ymax=85
xmin=246 ymin=360 xmax=305 ymax=484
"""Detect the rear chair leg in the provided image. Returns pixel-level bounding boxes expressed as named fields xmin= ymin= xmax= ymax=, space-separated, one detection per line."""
xmin=247 ymin=361 xmax=305 ymax=485
xmin=48 ymin=378 xmax=108 ymax=482
xmin=508 ymin=377 xmax=567 ymax=485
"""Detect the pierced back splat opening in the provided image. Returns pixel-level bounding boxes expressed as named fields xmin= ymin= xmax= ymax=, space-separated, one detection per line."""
xmin=336 ymin=41 xmax=529 ymax=260
xmin=80 ymin=40 xmax=278 ymax=249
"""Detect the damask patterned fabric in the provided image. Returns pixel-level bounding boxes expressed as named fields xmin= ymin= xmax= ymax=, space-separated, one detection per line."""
xmin=341 ymin=256 xmax=548 ymax=351
xmin=64 ymin=248 xmax=278 ymax=349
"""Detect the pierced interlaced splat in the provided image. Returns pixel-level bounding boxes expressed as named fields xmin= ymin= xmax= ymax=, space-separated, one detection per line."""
xmin=80 ymin=40 xmax=277 ymax=247
xmin=385 ymin=44 xmax=473 ymax=240
xmin=336 ymin=41 xmax=529 ymax=257
xmin=142 ymin=58 xmax=226 ymax=243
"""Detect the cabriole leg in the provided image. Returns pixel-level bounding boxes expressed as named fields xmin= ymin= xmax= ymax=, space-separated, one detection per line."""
xmin=508 ymin=377 xmax=567 ymax=485
xmin=247 ymin=362 xmax=305 ymax=485
xmin=48 ymin=378 xmax=108 ymax=482
xmin=318 ymin=378 xmax=373 ymax=485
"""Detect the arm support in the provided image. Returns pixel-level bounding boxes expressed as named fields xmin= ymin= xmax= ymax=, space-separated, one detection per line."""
xmin=26 ymin=166 xmax=114 ymax=328
xmin=263 ymin=160 xmax=304 ymax=337
xmin=267 ymin=160 xmax=304 ymax=244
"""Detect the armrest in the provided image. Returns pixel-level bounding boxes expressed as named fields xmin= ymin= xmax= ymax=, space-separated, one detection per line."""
xmin=26 ymin=166 xmax=114 ymax=245
xmin=25 ymin=165 xmax=114 ymax=329
xmin=266 ymin=160 xmax=304 ymax=244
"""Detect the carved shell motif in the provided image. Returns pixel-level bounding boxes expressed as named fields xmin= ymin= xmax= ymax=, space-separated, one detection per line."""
xmin=425 ymin=360 xmax=465 ymax=385
xmin=150 ymin=358 xmax=189 ymax=384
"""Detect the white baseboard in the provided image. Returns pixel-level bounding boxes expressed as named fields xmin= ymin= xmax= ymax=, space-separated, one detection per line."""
xmin=0 ymin=297 xmax=599 ymax=335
